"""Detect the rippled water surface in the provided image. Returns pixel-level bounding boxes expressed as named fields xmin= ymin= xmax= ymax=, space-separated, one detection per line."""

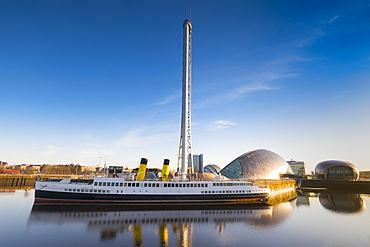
xmin=1 ymin=190 xmax=369 ymax=247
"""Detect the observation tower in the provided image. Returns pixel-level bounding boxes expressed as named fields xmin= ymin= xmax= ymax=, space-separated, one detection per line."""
xmin=178 ymin=20 xmax=193 ymax=179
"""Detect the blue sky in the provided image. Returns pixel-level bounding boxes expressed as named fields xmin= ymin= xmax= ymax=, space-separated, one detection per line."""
xmin=1 ymin=0 xmax=369 ymax=172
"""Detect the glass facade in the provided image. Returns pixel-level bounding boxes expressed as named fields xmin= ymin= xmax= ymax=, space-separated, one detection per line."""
xmin=193 ymin=154 xmax=204 ymax=173
xmin=219 ymin=149 xmax=293 ymax=179
xmin=287 ymin=160 xmax=307 ymax=175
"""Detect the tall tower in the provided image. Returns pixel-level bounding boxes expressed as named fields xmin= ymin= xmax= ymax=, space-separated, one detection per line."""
xmin=178 ymin=19 xmax=193 ymax=178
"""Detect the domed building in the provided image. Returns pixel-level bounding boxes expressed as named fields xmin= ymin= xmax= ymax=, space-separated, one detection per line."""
xmin=203 ymin=164 xmax=222 ymax=175
xmin=219 ymin=149 xmax=293 ymax=179
xmin=315 ymin=160 xmax=359 ymax=180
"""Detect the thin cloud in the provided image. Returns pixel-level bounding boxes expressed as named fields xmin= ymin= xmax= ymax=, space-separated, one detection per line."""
xmin=295 ymin=15 xmax=340 ymax=47
xmin=271 ymin=56 xmax=318 ymax=64
xmin=152 ymin=91 xmax=180 ymax=106
xmin=328 ymin=15 xmax=339 ymax=23
xmin=208 ymin=120 xmax=236 ymax=131
xmin=228 ymin=82 xmax=276 ymax=99
xmin=196 ymin=82 xmax=277 ymax=108
xmin=40 ymin=146 xmax=59 ymax=155
xmin=78 ymin=125 xmax=176 ymax=159
xmin=333 ymin=90 xmax=350 ymax=99
xmin=295 ymin=27 xmax=325 ymax=47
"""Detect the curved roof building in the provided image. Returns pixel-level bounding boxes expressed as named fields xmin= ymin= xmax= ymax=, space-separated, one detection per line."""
xmin=219 ymin=149 xmax=293 ymax=179
xmin=315 ymin=160 xmax=359 ymax=180
xmin=203 ymin=164 xmax=222 ymax=175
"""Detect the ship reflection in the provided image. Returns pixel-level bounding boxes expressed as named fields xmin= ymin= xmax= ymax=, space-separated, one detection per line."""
xmin=29 ymin=203 xmax=294 ymax=246
xmin=319 ymin=193 xmax=365 ymax=214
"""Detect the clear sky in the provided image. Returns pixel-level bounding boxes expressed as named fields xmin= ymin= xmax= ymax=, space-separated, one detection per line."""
xmin=1 ymin=0 xmax=369 ymax=172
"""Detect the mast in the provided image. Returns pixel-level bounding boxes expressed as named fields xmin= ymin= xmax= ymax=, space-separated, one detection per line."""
xmin=178 ymin=19 xmax=193 ymax=179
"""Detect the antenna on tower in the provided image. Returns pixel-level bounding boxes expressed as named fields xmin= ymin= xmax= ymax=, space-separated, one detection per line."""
xmin=189 ymin=6 xmax=192 ymax=21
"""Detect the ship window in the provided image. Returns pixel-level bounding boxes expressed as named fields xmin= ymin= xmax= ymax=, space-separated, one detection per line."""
xmin=77 ymin=189 xmax=80 ymax=192
xmin=94 ymin=190 xmax=97 ymax=193
xmin=187 ymin=184 xmax=190 ymax=187
xmin=107 ymin=182 xmax=111 ymax=186
xmin=136 ymin=183 xmax=140 ymax=187
xmin=103 ymin=182 xmax=106 ymax=186
xmin=156 ymin=183 xmax=159 ymax=187
xmin=164 ymin=183 xmax=167 ymax=187
xmin=116 ymin=183 xmax=119 ymax=186
xmin=102 ymin=190 xmax=105 ymax=193
xmin=94 ymin=182 xmax=97 ymax=186
xmin=124 ymin=183 xmax=127 ymax=187
xmin=144 ymin=183 xmax=147 ymax=187
xmin=175 ymin=184 xmax=178 ymax=187
xmin=107 ymin=190 xmax=110 ymax=193
xmin=120 ymin=183 xmax=123 ymax=186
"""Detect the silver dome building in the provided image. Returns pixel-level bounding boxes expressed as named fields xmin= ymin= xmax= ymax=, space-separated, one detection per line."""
xmin=203 ymin=164 xmax=222 ymax=175
xmin=220 ymin=149 xmax=293 ymax=179
xmin=315 ymin=160 xmax=359 ymax=180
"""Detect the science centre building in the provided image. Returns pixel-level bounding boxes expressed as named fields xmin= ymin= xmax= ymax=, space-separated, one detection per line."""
xmin=219 ymin=149 xmax=293 ymax=179
xmin=315 ymin=160 xmax=359 ymax=180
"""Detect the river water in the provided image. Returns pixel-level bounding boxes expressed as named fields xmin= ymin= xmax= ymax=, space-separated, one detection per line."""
xmin=0 ymin=190 xmax=369 ymax=247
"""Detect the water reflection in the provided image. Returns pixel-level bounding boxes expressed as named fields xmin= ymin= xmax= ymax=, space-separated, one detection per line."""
xmin=29 ymin=203 xmax=294 ymax=246
xmin=319 ymin=193 xmax=365 ymax=214
xmin=296 ymin=191 xmax=366 ymax=214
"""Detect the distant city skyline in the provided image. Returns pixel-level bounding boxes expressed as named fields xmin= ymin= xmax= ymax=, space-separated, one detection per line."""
xmin=1 ymin=0 xmax=369 ymax=173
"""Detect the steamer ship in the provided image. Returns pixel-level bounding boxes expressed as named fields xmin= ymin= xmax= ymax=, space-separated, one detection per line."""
xmin=34 ymin=20 xmax=271 ymax=205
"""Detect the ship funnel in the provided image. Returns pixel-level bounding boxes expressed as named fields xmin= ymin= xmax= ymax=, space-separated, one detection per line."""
xmin=137 ymin=158 xmax=148 ymax=181
xmin=161 ymin=159 xmax=170 ymax=181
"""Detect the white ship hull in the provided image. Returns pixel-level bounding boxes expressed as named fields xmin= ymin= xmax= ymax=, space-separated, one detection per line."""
xmin=35 ymin=177 xmax=270 ymax=205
